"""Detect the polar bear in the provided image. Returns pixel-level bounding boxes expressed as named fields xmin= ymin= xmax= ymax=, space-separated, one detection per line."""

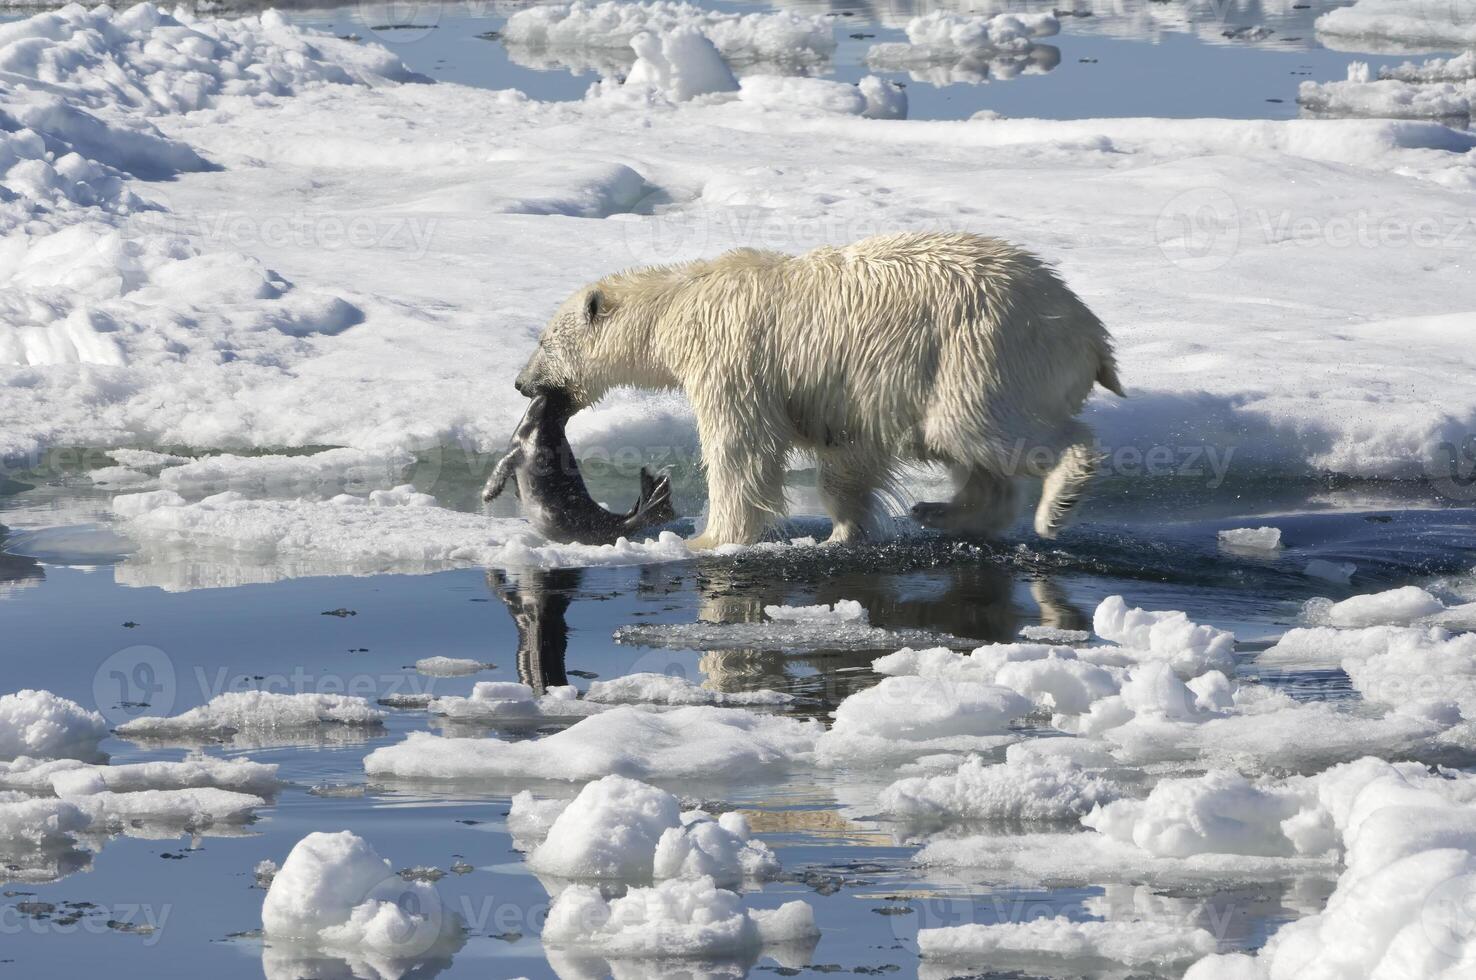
xmin=514 ymin=232 xmax=1123 ymax=548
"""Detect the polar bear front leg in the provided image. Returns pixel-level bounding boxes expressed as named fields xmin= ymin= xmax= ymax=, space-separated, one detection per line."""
xmin=687 ymin=394 xmax=788 ymax=549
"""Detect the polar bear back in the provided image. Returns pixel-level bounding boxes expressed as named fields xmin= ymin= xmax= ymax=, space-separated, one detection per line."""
xmin=636 ymin=232 xmax=1114 ymax=467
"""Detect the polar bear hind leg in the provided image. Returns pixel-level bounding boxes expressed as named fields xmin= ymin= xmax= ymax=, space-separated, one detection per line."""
xmin=816 ymin=449 xmax=893 ymax=545
xmin=911 ymin=464 xmax=1021 ymax=537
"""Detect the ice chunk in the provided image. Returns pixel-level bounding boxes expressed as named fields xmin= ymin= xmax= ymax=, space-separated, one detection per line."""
xmin=413 ymin=657 xmax=490 ymax=677
xmin=0 ymin=690 xmax=108 ymax=761
xmin=1304 ymin=559 xmax=1358 ymax=583
xmin=876 ymin=644 xmax=1121 ymax=717
xmin=584 ymin=672 xmax=793 ymax=706
xmin=1217 ymin=526 xmax=1282 ymax=551
xmin=816 ymin=675 xmax=1033 ymax=766
xmin=1092 ymin=597 xmax=1236 ymax=677
xmin=0 ymin=756 xmax=280 ymax=797
xmin=69 ymin=787 xmax=267 ymax=829
xmin=158 ymin=449 xmax=414 ymax=500
xmin=877 ymin=754 xmax=1129 ymax=824
xmin=1305 ymin=585 xmax=1447 ymax=627
xmin=541 ymin=875 xmax=816 ymax=957
xmin=866 ymin=11 xmax=1059 ymax=84
xmin=262 ymin=831 xmax=464 ymax=958
xmin=764 ymin=600 xmax=867 ymax=624
xmin=117 ymin=691 xmax=384 ymax=738
xmin=365 ymin=706 xmax=821 ymax=782
xmin=1019 ymin=625 xmax=1091 ymax=644
xmin=523 ymin=774 xmax=778 ymax=884
xmin=0 ymin=795 xmax=90 ymax=847
xmin=622 ymin=28 xmax=738 ymax=102
xmin=428 ymin=681 xmax=605 ymax=726
xmin=615 ymin=618 xmax=973 ymax=652
xmin=508 ymin=790 xmax=577 ymax=841
xmin=920 ymin=916 xmax=1217 ymax=968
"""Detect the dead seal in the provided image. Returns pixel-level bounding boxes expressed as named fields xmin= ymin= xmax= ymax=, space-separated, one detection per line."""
xmin=482 ymin=390 xmax=675 ymax=544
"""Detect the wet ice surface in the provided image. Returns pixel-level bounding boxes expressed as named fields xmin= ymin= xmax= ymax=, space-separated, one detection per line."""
xmin=2 ymin=471 xmax=1475 ymax=978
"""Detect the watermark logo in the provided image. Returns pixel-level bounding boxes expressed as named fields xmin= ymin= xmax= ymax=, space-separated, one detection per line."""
xmin=1427 ymin=433 xmax=1476 ymax=502
xmin=93 ymin=645 xmax=176 ymax=725
xmin=1156 ymin=187 xmax=1240 ymax=272
xmin=355 ymin=0 xmax=444 ymax=45
xmin=1423 ymin=872 xmax=1476 ymax=958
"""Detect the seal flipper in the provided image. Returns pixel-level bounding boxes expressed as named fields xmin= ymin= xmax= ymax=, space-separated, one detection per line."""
xmin=621 ymin=467 xmax=677 ymax=533
xmin=482 ymin=446 xmax=523 ymax=503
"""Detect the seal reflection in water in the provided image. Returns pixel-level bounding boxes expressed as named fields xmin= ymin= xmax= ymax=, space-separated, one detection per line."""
xmin=482 ymin=390 xmax=676 ymax=544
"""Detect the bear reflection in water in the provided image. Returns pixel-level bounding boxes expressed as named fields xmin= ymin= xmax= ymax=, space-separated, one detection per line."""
xmin=487 ymin=558 xmax=1087 ymax=709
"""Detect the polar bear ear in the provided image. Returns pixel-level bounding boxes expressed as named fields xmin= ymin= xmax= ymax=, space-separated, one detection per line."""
xmin=584 ymin=289 xmax=606 ymax=324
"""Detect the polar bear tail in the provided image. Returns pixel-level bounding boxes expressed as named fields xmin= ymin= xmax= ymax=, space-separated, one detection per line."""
xmin=1034 ymin=436 xmax=1103 ymax=539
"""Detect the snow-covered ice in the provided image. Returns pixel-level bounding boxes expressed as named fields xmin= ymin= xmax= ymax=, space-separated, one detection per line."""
xmin=516 ymin=774 xmax=779 ymax=884
xmin=920 ymin=916 xmax=1218 ymax=969
xmin=1303 ymin=584 xmax=1450 ymax=627
xmin=428 ymin=681 xmax=606 ymax=726
xmin=0 ymin=755 xmax=280 ymax=796
xmin=0 ymin=690 xmax=109 ymax=760
xmin=365 ymin=705 xmax=821 ymax=782
xmin=877 ymin=752 xmax=1131 ymax=825
xmin=116 ymin=691 xmax=385 ymax=738
xmin=815 ymin=674 xmax=1033 ymax=766
xmin=413 ymin=656 xmax=490 ymax=677
xmin=583 ymin=672 xmax=793 ymax=707
xmin=261 ymin=831 xmax=464 ymax=959
xmin=867 ymin=12 xmax=1061 ymax=86
xmin=1315 ymin=0 xmax=1476 ymax=51
xmin=1092 ymin=596 xmax=1237 ymax=677
xmin=541 ymin=874 xmax=816 ymax=957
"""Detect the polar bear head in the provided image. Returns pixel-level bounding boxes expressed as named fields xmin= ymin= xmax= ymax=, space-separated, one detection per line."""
xmin=515 ymin=274 xmax=676 ymax=408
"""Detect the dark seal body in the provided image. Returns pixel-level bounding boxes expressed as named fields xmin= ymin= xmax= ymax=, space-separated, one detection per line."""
xmin=482 ymin=391 xmax=676 ymax=544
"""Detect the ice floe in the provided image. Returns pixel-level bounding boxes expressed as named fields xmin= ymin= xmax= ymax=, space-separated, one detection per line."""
xmin=428 ymin=681 xmax=605 ymax=727
xmin=1092 ymin=596 xmax=1237 ymax=677
xmin=413 ymin=656 xmax=491 ymax=677
xmin=615 ymin=600 xmax=975 ymax=652
xmin=115 ymin=691 xmax=385 ymax=739
xmin=583 ymin=672 xmax=793 ymax=707
xmin=867 ymin=11 xmax=1060 ymax=85
xmin=541 ymin=874 xmax=816 ymax=957
xmin=1300 ymin=60 xmax=1474 ymax=121
xmin=515 ymin=774 xmax=779 ymax=885
xmin=112 ymin=486 xmax=693 ymax=583
xmin=365 ymin=705 xmax=821 ymax=782
xmin=1315 ymin=0 xmax=1476 ymax=51
xmin=502 ymin=0 xmax=834 ymax=70
xmin=1302 ymin=584 xmax=1460 ymax=627
xmin=0 ymin=754 xmax=279 ymax=796
xmin=920 ymin=916 xmax=1218 ymax=970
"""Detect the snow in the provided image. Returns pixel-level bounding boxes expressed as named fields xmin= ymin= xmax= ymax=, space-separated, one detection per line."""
xmin=0 ymin=690 xmax=108 ymax=761
xmin=1217 ymin=526 xmax=1283 ymax=551
xmin=157 ymin=448 xmax=414 ymax=500
xmin=364 ymin=705 xmax=821 ymax=782
xmin=737 ymin=75 xmax=907 ymax=120
xmin=1315 ymin=0 xmax=1476 ymax=51
xmin=583 ymin=672 xmax=793 ymax=707
xmin=874 ymin=643 xmax=1122 ymax=716
xmin=261 ymin=831 xmax=464 ymax=957
xmin=541 ymin=875 xmax=816 ymax=957
xmin=0 ymin=5 xmax=1473 ymax=490
xmin=413 ymin=656 xmax=489 ymax=676
xmin=519 ymin=774 xmax=779 ymax=884
xmin=115 ymin=691 xmax=385 ymax=738
xmin=920 ymin=916 xmax=1217 ymax=968
xmin=1266 ymin=624 xmax=1476 ymax=719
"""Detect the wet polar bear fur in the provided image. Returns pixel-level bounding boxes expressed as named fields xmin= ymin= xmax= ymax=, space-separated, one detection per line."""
xmin=516 ymin=232 xmax=1123 ymax=548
